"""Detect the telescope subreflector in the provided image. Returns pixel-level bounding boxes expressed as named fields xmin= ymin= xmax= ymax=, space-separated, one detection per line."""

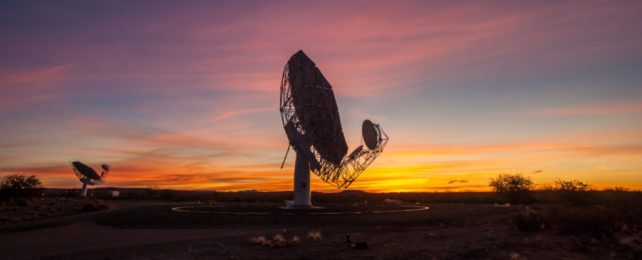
xmin=280 ymin=50 xmax=389 ymax=209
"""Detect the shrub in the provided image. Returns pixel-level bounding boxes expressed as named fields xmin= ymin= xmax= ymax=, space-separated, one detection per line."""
xmin=0 ymin=174 xmax=43 ymax=199
xmin=553 ymin=179 xmax=591 ymax=192
xmin=603 ymin=186 xmax=628 ymax=192
xmin=552 ymin=179 xmax=593 ymax=205
xmin=489 ymin=173 xmax=533 ymax=203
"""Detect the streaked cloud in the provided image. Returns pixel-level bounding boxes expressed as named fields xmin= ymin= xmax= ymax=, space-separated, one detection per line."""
xmin=0 ymin=65 xmax=67 ymax=86
xmin=448 ymin=179 xmax=469 ymax=184
xmin=528 ymin=102 xmax=642 ymax=117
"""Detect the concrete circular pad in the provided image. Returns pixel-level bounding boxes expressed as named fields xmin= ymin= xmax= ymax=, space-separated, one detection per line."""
xmin=171 ymin=204 xmax=429 ymax=215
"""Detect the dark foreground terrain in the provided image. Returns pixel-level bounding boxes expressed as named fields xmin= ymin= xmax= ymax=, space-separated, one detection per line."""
xmin=0 ymin=198 xmax=640 ymax=259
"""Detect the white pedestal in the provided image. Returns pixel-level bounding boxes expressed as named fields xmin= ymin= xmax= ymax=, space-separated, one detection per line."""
xmin=291 ymin=152 xmax=312 ymax=208
xmin=81 ymin=183 xmax=88 ymax=197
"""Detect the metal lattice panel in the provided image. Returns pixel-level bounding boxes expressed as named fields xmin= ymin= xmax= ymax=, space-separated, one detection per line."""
xmin=280 ymin=51 xmax=388 ymax=189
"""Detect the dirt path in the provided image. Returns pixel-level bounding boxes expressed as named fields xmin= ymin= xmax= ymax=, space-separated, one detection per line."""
xmin=0 ymin=202 xmax=626 ymax=259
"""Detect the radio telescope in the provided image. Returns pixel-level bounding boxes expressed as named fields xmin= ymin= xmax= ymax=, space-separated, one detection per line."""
xmin=280 ymin=50 xmax=388 ymax=208
xmin=71 ymin=161 xmax=110 ymax=197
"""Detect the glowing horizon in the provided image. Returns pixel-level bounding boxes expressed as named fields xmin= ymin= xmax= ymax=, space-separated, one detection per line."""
xmin=1 ymin=1 xmax=642 ymax=192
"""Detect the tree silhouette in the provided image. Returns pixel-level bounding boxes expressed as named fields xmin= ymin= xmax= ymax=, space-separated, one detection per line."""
xmin=489 ymin=173 xmax=533 ymax=203
xmin=0 ymin=174 xmax=42 ymax=198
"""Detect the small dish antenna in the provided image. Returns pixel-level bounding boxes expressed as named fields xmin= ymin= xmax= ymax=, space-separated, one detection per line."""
xmin=71 ymin=161 xmax=110 ymax=197
xmin=280 ymin=50 xmax=389 ymax=208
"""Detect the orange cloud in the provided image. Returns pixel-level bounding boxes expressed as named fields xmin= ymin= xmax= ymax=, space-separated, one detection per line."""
xmin=529 ymin=102 xmax=642 ymax=116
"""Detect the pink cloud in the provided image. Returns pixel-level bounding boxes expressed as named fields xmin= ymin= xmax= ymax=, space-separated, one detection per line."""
xmin=0 ymin=65 xmax=70 ymax=111
xmin=5 ymin=1 xmax=634 ymax=101
xmin=0 ymin=92 xmax=69 ymax=111
xmin=210 ymin=106 xmax=273 ymax=122
xmin=0 ymin=65 xmax=67 ymax=87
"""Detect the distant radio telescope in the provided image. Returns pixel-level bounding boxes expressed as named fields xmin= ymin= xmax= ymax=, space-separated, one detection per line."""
xmin=279 ymin=50 xmax=388 ymax=208
xmin=71 ymin=161 xmax=110 ymax=197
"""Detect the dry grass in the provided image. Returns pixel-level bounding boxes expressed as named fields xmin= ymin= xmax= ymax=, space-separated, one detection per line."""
xmin=271 ymin=234 xmax=287 ymax=247
xmin=0 ymin=197 xmax=108 ymax=225
xmin=248 ymin=232 xmax=311 ymax=248
xmin=307 ymin=230 xmax=322 ymax=240
xmin=290 ymin=235 xmax=301 ymax=246
xmin=511 ymin=191 xmax=642 ymax=238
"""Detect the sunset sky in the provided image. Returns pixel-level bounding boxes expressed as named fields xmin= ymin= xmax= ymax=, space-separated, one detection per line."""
xmin=1 ymin=1 xmax=641 ymax=192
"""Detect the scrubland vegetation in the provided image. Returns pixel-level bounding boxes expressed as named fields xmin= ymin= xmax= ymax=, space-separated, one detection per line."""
xmin=1 ymin=173 xmax=640 ymax=258
xmin=0 ymin=174 xmax=108 ymax=225
xmin=0 ymin=174 xmax=42 ymax=199
xmin=2 ymin=173 xmax=641 ymax=242
xmin=489 ymin=175 xmax=641 ymax=243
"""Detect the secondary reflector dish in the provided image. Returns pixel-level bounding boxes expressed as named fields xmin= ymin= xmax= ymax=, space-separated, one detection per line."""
xmin=362 ymin=119 xmax=379 ymax=150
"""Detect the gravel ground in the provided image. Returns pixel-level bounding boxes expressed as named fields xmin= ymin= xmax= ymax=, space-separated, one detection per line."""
xmin=0 ymin=201 xmax=637 ymax=259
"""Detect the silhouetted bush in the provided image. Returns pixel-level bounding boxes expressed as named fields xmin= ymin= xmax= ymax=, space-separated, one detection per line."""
xmin=554 ymin=179 xmax=591 ymax=192
xmin=489 ymin=173 xmax=533 ymax=204
xmin=0 ymin=174 xmax=42 ymax=199
xmin=551 ymin=179 xmax=593 ymax=206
